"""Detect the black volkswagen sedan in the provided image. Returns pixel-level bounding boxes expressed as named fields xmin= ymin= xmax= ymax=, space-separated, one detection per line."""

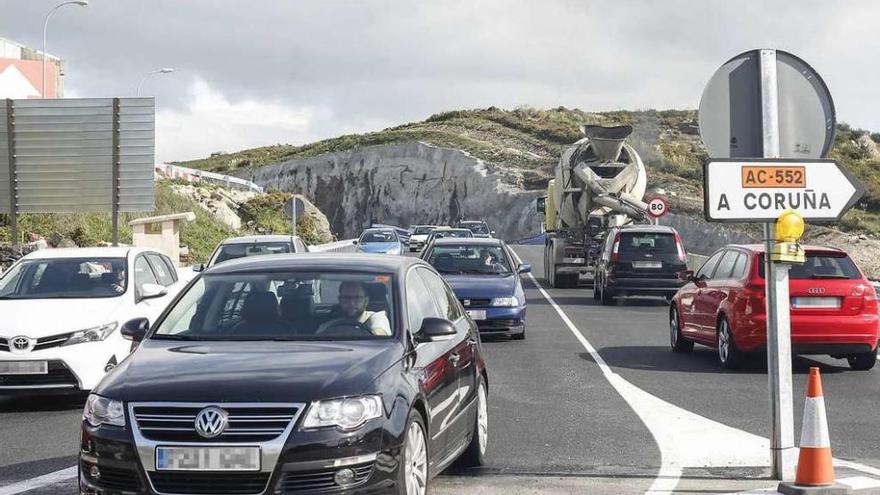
xmin=79 ymin=254 xmax=489 ymax=495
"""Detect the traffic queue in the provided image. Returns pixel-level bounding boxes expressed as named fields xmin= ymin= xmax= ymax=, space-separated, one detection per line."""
xmin=0 ymin=213 xmax=876 ymax=495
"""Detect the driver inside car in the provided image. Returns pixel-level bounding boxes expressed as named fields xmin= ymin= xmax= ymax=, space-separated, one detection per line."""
xmin=316 ymin=281 xmax=392 ymax=336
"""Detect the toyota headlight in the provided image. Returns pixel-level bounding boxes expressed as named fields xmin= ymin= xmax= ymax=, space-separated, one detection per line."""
xmin=83 ymin=394 xmax=125 ymax=427
xmin=62 ymin=322 xmax=118 ymax=346
xmin=303 ymin=395 xmax=384 ymax=431
xmin=490 ymin=296 xmax=519 ymax=307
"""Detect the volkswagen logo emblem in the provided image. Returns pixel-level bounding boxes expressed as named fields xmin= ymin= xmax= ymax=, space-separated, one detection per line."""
xmin=194 ymin=406 xmax=228 ymax=438
xmin=10 ymin=336 xmax=32 ymax=354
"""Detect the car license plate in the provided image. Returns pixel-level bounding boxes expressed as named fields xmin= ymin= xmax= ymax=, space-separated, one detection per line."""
xmin=792 ymin=297 xmax=841 ymax=309
xmin=155 ymin=446 xmax=261 ymax=471
xmin=632 ymin=261 xmax=662 ymax=269
xmin=467 ymin=310 xmax=487 ymax=320
xmin=0 ymin=361 xmax=48 ymax=375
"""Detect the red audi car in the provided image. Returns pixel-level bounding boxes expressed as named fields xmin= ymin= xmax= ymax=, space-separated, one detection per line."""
xmin=670 ymin=244 xmax=879 ymax=370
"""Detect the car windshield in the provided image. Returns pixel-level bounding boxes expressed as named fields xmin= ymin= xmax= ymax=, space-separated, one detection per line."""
xmin=619 ymin=232 xmax=677 ymax=255
xmin=461 ymin=222 xmax=489 ymax=234
xmin=153 ymin=271 xmax=396 ymax=341
xmin=413 ymin=226 xmax=434 ymax=235
xmin=361 ymin=231 xmax=397 ymax=243
xmin=212 ymin=242 xmax=291 ymax=265
xmin=427 ymin=245 xmax=511 ymax=275
xmin=759 ymin=253 xmax=861 ymax=280
xmin=0 ymin=257 xmax=127 ymax=299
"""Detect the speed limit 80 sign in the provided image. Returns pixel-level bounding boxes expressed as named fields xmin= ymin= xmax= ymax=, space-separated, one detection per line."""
xmin=647 ymin=197 xmax=669 ymax=219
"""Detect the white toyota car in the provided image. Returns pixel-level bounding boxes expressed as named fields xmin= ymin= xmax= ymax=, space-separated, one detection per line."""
xmin=0 ymin=247 xmax=185 ymax=395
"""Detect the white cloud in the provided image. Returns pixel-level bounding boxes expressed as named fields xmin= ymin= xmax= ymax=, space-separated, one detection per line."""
xmin=155 ymin=79 xmax=316 ymax=162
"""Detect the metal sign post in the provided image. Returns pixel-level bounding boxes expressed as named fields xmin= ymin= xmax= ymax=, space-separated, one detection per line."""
xmin=284 ymin=197 xmax=306 ymax=240
xmin=699 ymin=49 xmax=853 ymax=481
xmin=758 ymin=49 xmax=797 ymax=481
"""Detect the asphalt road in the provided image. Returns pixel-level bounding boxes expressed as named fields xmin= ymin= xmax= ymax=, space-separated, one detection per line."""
xmin=1 ymin=245 xmax=878 ymax=494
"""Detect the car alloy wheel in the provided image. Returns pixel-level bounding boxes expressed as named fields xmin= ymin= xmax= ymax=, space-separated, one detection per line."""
xmin=717 ymin=320 xmax=730 ymax=364
xmin=670 ymin=308 xmax=679 ymax=347
xmin=405 ymin=419 xmax=428 ymax=495
xmin=670 ymin=306 xmax=694 ymax=353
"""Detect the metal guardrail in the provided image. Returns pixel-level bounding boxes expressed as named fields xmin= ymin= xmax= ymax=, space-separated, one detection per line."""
xmin=308 ymin=239 xmax=357 ymax=253
xmin=155 ymin=163 xmax=264 ymax=193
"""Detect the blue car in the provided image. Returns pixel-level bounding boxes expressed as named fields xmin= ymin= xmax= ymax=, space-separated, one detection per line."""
xmin=355 ymin=228 xmax=404 ymax=255
xmin=422 ymin=237 xmax=530 ymax=339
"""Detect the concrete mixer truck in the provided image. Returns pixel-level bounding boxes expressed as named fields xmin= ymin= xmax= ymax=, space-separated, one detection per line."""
xmin=537 ymin=125 xmax=650 ymax=288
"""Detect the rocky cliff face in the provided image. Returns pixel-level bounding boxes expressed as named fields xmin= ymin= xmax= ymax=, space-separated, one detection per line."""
xmin=245 ymin=142 xmax=543 ymax=240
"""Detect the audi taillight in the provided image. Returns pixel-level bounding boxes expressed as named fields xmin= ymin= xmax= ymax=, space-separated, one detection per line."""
xmin=610 ymin=233 xmax=621 ymax=262
xmin=743 ymin=285 xmax=766 ymax=315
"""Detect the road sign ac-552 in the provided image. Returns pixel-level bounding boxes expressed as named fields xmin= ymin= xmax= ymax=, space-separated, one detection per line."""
xmin=703 ymin=158 xmax=864 ymax=223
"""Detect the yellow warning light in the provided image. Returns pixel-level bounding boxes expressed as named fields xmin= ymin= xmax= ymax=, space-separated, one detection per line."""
xmin=775 ymin=209 xmax=805 ymax=243
xmin=771 ymin=209 xmax=805 ymax=264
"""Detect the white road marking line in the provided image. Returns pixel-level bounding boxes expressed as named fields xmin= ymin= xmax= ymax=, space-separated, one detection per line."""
xmin=521 ymin=267 xmax=880 ymax=495
xmin=838 ymin=476 xmax=880 ymax=490
xmin=0 ymin=466 xmax=77 ymax=495
xmin=524 ymin=272 xmax=768 ymax=495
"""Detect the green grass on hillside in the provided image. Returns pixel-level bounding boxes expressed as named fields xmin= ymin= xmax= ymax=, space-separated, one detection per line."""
xmin=0 ymin=181 xmax=329 ymax=262
xmin=176 ymin=107 xmax=880 ymax=235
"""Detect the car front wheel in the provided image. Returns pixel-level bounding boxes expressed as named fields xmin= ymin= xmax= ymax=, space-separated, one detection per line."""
xmin=847 ymin=348 xmax=877 ymax=371
xmin=400 ymin=411 xmax=429 ymax=495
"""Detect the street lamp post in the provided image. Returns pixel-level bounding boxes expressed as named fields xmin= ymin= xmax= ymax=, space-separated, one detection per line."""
xmin=136 ymin=68 xmax=175 ymax=96
xmin=42 ymin=0 xmax=88 ymax=98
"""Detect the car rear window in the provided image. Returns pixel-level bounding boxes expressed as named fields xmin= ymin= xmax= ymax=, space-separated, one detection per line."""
xmin=619 ymin=232 xmax=677 ymax=255
xmin=758 ymin=253 xmax=861 ymax=280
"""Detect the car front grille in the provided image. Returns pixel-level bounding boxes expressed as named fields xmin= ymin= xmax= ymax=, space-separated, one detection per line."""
xmin=0 ymin=333 xmax=72 ymax=353
xmin=0 ymin=360 xmax=78 ymax=388
xmin=81 ymin=461 xmax=142 ymax=492
xmin=460 ymin=298 xmax=492 ymax=308
xmin=34 ymin=332 xmax=73 ymax=351
xmin=277 ymin=462 xmax=373 ymax=493
xmin=149 ymin=471 xmax=270 ymax=495
xmin=132 ymin=405 xmax=300 ymax=443
xmin=477 ymin=319 xmax=522 ymax=331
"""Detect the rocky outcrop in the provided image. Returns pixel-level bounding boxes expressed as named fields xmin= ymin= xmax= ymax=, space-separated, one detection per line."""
xmin=245 ymin=142 xmax=544 ymax=240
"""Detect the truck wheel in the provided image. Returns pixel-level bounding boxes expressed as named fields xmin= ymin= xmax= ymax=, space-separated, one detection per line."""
xmin=847 ymin=348 xmax=877 ymax=370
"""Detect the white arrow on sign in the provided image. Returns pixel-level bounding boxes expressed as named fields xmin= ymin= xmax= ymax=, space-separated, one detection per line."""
xmin=703 ymin=159 xmax=864 ymax=222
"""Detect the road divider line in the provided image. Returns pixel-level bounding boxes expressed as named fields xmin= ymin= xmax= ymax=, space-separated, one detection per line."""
xmin=0 ymin=466 xmax=77 ymax=495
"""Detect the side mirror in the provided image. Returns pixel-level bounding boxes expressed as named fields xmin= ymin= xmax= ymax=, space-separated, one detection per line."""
xmin=517 ymin=262 xmax=532 ymax=274
xmin=139 ymin=283 xmax=168 ymax=301
xmin=192 ymin=263 xmax=206 ymax=273
xmin=414 ymin=317 xmax=456 ymax=344
xmin=536 ymin=196 xmax=546 ymax=213
xmin=121 ymin=318 xmax=149 ymax=342
xmin=490 ymin=231 xmax=496 ymax=237
xmin=677 ymin=269 xmax=695 ymax=282
xmin=352 ymin=240 xmax=359 ymax=245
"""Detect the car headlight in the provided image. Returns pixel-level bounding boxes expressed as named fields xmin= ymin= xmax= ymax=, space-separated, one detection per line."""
xmin=303 ymin=395 xmax=384 ymax=431
xmin=490 ymin=296 xmax=519 ymax=307
xmin=62 ymin=322 xmax=118 ymax=346
xmin=83 ymin=394 xmax=125 ymax=427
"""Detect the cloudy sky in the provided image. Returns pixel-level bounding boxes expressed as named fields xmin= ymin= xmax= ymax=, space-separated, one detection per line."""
xmin=2 ymin=0 xmax=879 ymax=161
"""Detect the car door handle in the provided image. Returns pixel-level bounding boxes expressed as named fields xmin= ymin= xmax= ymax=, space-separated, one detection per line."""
xmin=449 ymin=354 xmax=460 ymax=366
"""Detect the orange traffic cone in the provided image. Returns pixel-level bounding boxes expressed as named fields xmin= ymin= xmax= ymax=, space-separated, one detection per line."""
xmin=778 ymin=367 xmax=849 ymax=495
